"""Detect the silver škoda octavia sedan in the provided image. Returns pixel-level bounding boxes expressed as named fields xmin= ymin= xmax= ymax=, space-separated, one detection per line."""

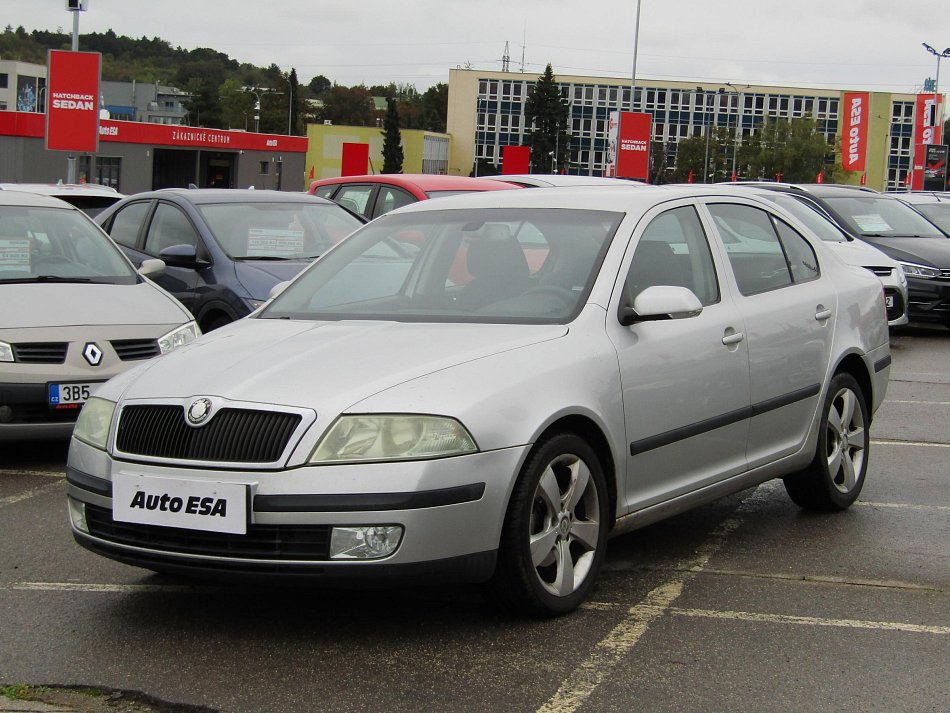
xmin=66 ymin=186 xmax=891 ymax=616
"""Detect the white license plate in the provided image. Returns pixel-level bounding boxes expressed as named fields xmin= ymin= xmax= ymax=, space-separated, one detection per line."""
xmin=112 ymin=474 xmax=249 ymax=534
xmin=48 ymin=382 xmax=98 ymax=406
xmin=885 ymin=295 xmax=894 ymax=308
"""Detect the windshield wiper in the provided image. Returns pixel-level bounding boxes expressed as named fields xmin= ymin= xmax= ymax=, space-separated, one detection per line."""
xmin=234 ymin=255 xmax=294 ymax=261
xmin=0 ymin=275 xmax=99 ymax=284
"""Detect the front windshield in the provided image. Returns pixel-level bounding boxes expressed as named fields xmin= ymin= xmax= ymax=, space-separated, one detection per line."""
xmin=822 ymin=195 xmax=944 ymax=238
xmin=0 ymin=204 xmax=138 ymax=284
xmin=909 ymin=203 xmax=950 ymax=234
xmin=764 ymin=193 xmax=847 ymax=242
xmin=197 ymin=202 xmax=363 ymax=260
xmin=261 ymin=208 xmax=622 ymax=324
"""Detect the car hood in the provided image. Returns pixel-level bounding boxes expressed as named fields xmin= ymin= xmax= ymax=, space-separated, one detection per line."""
xmin=0 ymin=281 xmax=189 ymax=329
xmin=827 ymin=239 xmax=896 ymax=268
xmin=109 ymin=318 xmax=568 ymax=412
xmin=233 ymin=259 xmax=312 ymax=300
xmin=860 ymin=235 xmax=950 ymax=268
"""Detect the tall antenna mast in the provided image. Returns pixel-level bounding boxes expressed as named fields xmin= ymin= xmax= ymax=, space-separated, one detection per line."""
xmin=521 ymin=23 xmax=527 ymax=72
xmin=502 ymin=41 xmax=511 ymax=73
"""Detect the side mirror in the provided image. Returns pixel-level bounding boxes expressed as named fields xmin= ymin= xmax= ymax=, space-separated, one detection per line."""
xmin=158 ymin=244 xmax=205 ymax=269
xmin=619 ymin=285 xmax=703 ymax=326
xmin=138 ymin=258 xmax=166 ymax=278
xmin=268 ymin=281 xmax=290 ymax=300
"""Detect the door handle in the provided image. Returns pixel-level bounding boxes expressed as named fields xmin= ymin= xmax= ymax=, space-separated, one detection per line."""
xmin=722 ymin=331 xmax=745 ymax=346
xmin=815 ymin=307 xmax=832 ymax=321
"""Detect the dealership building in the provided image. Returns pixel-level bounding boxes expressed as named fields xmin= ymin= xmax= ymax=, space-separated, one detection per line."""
xmin=0 ymin=59 xmax=307 ymax=192
xmin=446 ymin=68 xmax=937 ymax=191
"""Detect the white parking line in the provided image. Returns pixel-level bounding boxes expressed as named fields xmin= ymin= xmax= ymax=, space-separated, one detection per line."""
xmin=855 ymin=501 xmax=950 ymax=512
xmin=870 ymin=439 xmax=950 ymax=448
xmin=0 ymin=480 xmax=63 ymax=509
xmin=885 ymin=400 xmax=950 ymax=406
xmin=664 ymin=606 xmax=950 ymax=635
xmin=0 ymin=470 xmax=63 ymax=477
xmin=535 ymin=485 xmax=773 ymax=713
xmin=7 ymin=582 xmax=211 ymax=593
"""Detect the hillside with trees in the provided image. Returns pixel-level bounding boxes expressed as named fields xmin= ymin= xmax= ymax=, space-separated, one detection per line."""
xmin=0 ymin=25 xmax=448 ymax=135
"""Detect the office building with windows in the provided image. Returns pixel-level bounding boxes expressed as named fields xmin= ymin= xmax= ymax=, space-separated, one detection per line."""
xmin=447 ymin=68 xmax=924 ymax=191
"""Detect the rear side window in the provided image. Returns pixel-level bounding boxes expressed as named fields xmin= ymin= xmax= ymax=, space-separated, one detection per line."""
xmin=106 ymin=201 xmax=150 ymax=248
xmin=334 ymin=185 xmax=374 ymax=217
xmin=708 ymin=203 xmax=819 ymax=296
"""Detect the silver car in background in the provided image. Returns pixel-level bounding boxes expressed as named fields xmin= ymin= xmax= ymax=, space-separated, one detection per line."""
xmin=66 ymin=186 xmax=890 ymax=615
xmin=1 ymin=190 xmax=198 ymax=441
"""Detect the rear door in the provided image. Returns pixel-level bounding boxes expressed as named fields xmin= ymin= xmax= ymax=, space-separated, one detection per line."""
xmin=703 ymin=200 xmax=836 ymax=468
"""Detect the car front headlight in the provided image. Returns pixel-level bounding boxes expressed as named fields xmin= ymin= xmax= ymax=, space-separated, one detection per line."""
xmin=158 ymin=321 xmax=200 ymax=354
xmin=899 ymin=261 xmax=941 ymax=279
xmin=0 ymin=341 xmax=12 ymax=363
xmin=73 ymin=397 xmax=116 ymax=450
xmin=310 ymin=415 xmax=478 ymax=464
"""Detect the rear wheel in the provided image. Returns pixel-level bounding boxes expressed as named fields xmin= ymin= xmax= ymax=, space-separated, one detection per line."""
xmin=489 ymin=433 xmax=609 ymax=616
xmin=783 ymin=372 xmax=869 ymax=511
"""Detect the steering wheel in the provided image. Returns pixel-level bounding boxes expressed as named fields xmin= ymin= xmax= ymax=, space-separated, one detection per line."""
xmin=523 ymin=285 xmax=577 ymax=304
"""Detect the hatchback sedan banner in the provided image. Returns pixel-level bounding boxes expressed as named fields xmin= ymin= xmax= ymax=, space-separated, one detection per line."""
xmin=46 ymin=50 xmax=101 ymax=153
xmin=606 ymin=111 xmax=651 ymax=181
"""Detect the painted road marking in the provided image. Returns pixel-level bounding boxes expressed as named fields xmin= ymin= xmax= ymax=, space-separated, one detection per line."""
xmin=0 ymin=480 xmax=63 ymax=509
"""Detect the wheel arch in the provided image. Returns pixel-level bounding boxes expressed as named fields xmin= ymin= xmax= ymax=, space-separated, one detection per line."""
xmin=831 ymin=351 xmax=874 ymax=421
xmin=532 ymin=414 xmax=618 ymax=531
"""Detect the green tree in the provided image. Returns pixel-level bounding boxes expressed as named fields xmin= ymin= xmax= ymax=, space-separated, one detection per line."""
xmin=671 ymin=135 xmax=711 ymax=183
xmin=308 ymin=75 xmax=332 ymax=97
xmin=737 ymin=117 xmax=830 ymax=182
xmin=381 ymin=98 xmax=404 ymax=174
xmin=420 ymin=83 xmax=448 ymax=133
xmin=321 ymin=84 xmax=375 ymax=126
xmin=524 ymin=64 xmax=570 ymax=173
xmin=286 ymin=68 xmax=302 ymax=136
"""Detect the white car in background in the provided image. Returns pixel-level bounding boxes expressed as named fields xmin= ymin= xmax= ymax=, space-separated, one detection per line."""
xmin=0 ymin=190 xmax=198 ymax=441
xmin=0 ymin=182 xmax=124 ymax=218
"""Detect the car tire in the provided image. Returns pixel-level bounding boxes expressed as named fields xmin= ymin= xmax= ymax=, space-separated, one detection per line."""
xmin=783 ymin=372 xmax=869 ymax=511
xmin=489 ymin=432 xmax=609 ymax=617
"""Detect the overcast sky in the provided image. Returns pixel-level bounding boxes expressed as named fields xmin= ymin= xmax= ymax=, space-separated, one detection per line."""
xmin=5 ymin=0 xmax=947 ymax=95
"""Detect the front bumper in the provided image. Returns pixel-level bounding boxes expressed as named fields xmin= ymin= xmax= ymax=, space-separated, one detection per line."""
xmin=66 ymin=438 xmax=527 ymax=584
xmin=905 ymin=276 xmax=950 ymax=324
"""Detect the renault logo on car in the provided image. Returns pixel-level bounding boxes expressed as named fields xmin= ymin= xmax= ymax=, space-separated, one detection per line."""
xmin=82 ymin=342 xmax=103 ymax=366
xmin=187 ymin=398 xmax=213 ymax=426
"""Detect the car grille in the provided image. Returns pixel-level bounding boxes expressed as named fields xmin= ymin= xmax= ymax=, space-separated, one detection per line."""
xmin=12 ymin=342 xmax=67 ymax=364
xmin=115 ymin=404 xmax=301 ymax=463
xmin=84 ymin=504 xmax=331 ymax=560
xmin=941 ymin=269 xmax=950 ymax=280
xmin=865 ymin=266 xmax=892 ymax=277
xmin=111 ymin=339 xmax=160 ymax=361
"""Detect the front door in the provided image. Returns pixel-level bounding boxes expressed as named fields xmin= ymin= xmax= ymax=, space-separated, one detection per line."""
xmin=607 ymin=203 xmax=751 ymax=514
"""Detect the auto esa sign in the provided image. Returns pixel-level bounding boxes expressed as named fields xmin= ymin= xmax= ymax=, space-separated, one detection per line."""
xmin=46 ymin=49 xmax=101 ymax=153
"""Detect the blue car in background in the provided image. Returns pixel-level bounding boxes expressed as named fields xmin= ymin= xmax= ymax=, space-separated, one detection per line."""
xmin=96 ymin=189 xmax=364 ymax=330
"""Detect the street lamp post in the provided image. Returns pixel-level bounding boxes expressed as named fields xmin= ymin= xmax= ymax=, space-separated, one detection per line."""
xmin=246 ymin=89 xmax=261 ymax=133
xmin=722 ymin=82 xmax=742 ymax=181
xmin=65 ymin=0 xmax=89 ymax=184
xmin=922 ymin=43 xmax=950 ymax=142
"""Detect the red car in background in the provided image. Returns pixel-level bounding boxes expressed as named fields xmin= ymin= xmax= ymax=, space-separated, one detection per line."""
xmin=309 ymin=174 xmax=518 ymax=221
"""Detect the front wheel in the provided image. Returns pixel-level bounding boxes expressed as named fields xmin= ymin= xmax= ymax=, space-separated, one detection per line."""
xmin=489 ymin=433 xmax=609 ymax=616
xmin=783 ymin=372 xmax=869 ymax=511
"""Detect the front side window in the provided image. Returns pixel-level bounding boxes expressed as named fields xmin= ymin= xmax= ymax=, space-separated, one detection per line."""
xmin=709 ymin=203 xmax=819 ymax=296
xmin=262 ymin=208 xmax=622 ymax=324
xmin=626 ymin=206 xmax=720 ymax=306
xmin=373 ymin=186 xmax=416 ymax=218
xmin=333 ymin=185 xmax=374 ymax=217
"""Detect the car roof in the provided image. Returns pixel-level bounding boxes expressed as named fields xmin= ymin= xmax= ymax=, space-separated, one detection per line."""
xmin=121 ymin=188 xmax=336 ymax=206
xmin=0 ymin=182 xmax=121 ymax=197
xmin=0 ymin=189 xmax=80 ymax=209
xmin=309 ymin=174 xmax=517 ymax=191
xmin=388 ymin=183 xmax=781 ymax=214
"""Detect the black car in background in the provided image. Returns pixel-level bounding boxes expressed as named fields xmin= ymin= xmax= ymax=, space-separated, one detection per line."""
xmin=96 ymin=189 xmax=363 ymax=331
xmin=737 ymin=183 xmax=950 ymax=328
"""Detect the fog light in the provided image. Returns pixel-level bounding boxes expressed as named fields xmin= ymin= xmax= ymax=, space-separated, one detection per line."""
xmin=329 ymin=525 xmax=403 ymax=559
xmin=68 ymin=497 xmax=89 ymax=534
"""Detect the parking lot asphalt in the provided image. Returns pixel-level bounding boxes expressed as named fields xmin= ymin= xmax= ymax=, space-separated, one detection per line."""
xmin=1 ymin=325 xmax=947 ymax=713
